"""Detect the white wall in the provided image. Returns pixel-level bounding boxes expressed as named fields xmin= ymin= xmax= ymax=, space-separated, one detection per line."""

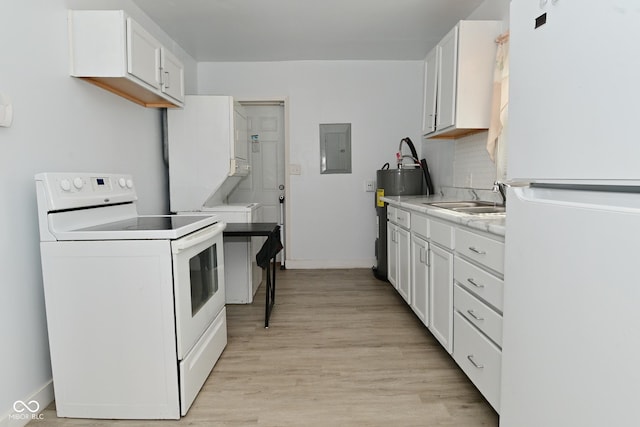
xmin=0 ymin=1 xmax=195 ymax=424
xmin=198 ymin=61 xmax=424 ymax=268
xmin=468 ymin=0 xmax=511 ymax=22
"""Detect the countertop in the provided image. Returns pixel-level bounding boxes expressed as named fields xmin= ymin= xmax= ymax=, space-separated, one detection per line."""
xmin=381 ymin=194 xmax=506 ymax=237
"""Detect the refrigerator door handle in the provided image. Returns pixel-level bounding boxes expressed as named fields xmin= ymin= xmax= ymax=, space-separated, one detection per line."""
xmin=512 ymin=185 xmax=640 ymax=213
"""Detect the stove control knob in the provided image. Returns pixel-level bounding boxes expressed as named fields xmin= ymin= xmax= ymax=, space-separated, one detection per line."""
xmin=118 ymin=177 xmax=127 ymax=188
xmin=126 ymin=179 xmax=133 ymax=189
xmin=73 ymin=177 xmax=84 ymax=189
xmin=60 ymin=179 xmax=71 ymax=192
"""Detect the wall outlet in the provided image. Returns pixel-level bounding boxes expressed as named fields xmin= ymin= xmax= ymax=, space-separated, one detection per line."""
xmin=364 ymin=180 xmax=376 ymax=192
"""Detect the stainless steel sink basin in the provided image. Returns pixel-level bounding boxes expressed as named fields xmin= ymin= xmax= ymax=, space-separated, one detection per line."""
xmin=423 ymin=200 xmax=505 ymax=215
xmin=451 ymin=206 xmax=506 ymax=214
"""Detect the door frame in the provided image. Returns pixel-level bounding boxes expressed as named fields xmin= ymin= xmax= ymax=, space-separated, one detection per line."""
xmin=237 ymin=97 xmax=290 ymax=266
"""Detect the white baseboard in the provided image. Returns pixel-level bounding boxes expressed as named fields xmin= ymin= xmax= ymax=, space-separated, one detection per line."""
xmin=1 ymin=380 xmax=54 ymax=427
xmin=285 ymin=259 xmax=376 ymax=269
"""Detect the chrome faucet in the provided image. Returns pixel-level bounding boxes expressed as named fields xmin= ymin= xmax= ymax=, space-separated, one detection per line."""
xmin=492 ymin=181 xmax=507 ymax=206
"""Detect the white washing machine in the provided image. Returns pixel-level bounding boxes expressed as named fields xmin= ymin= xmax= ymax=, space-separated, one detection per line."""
xmin=201 ymin=203 xmax=264 ymax=304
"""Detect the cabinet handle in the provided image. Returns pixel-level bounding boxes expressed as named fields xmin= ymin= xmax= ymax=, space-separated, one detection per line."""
xmin=420 ymin=247 xmax=430 ymax=266
xmin=466 ymin=309 xmax=484 ymax=321
xmin=467 ymin=355 xmax=484 ymax=369
xmin=163 ymin=71 xmax=170 ymax=88
xmin=468 ymin=246 xmax=486 ymax=255
xmin=467 ymin=278 xmax=484 ymax=288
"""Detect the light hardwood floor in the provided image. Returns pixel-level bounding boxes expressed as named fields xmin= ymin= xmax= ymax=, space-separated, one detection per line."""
xmin=30 ymin=269 xmax=499 ymax=427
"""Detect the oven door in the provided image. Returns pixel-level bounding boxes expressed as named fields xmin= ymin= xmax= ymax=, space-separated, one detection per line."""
xmin=171 ymin=222 xmax=226 ymax=359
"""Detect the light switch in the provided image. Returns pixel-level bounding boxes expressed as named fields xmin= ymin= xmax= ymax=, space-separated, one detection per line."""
xmin=290 ymin=164 xmax=301 ymax=175
xmin=0 ymin=93 xmax=13 ymax=128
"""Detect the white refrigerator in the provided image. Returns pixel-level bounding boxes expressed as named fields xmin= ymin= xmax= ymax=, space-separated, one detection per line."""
xmin=501 ymin=2 xmax=640 ymax=426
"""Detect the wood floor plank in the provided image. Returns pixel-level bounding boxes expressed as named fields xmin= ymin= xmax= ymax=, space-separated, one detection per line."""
xmin=29 ymin=268 xmax=498 ymax=427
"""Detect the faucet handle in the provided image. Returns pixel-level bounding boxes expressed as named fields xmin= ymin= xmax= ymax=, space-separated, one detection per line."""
xmin=492 ymin=181 xmax=507 ymax=205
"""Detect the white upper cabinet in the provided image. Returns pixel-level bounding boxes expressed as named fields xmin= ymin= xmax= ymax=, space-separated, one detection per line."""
xmin=436 ymin=26 xmax=458 ymax=131
xmin=126 ymin=18 xmax=162 ymax=91
xmin=160 ymin=47 xmax=185 ymax=104
xmin=69 ymin=10 xmax=185 ymax=108
xmin=422 ymin=20 xmax=502 ymax=139
xmin=421 ymin=48 xmax=438 ymax=135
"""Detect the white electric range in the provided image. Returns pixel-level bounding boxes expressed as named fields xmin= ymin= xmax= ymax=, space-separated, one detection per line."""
xmin=35 ymin=172 xmax=227 ymax=420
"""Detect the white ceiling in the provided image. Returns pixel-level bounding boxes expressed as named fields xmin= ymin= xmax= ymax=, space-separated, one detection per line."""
xmin=132 ymin=0 xmax=485 ymax=61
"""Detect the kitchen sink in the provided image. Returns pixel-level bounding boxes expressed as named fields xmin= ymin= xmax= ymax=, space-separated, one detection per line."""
xmin=423 ymin=200 xmax=505 ymax=215
xmin=451 ymin=206 xmax=506 ymax=214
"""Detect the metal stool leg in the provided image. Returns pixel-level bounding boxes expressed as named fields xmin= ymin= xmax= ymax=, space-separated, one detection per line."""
xmin=264 ymin=255 xmax=277 ymax=328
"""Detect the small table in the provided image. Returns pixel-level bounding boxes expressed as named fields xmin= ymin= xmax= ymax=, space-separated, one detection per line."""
xmin=223 ymin=222 xmax=281 ymax=328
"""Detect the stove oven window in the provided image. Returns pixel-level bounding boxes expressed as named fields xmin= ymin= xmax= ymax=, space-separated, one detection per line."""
xmin=189 ymin=243 xmax=219 ymax=316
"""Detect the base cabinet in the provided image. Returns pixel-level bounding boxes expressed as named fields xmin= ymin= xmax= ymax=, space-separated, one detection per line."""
xmin=384 ymin=200 xmax=505 ymax=413
xmin=396 ymin=227 xmax=411 ymax=303
xmin=387 ymin=206 xmax=411 ymax=303
xmin=410 ymin=234 xmax=429 ymax=325
xmin=453 ymin=227 xmax=504 ymax=412
xmin=429 ymin=243 xmax=454 ymax=353
xmin=387 ymin=222 xmax=398 ymax=289
xmin=388 ymin=222 xmax=411 ymax=302
xmin=453 ymin=311 xmax=501 ymax=411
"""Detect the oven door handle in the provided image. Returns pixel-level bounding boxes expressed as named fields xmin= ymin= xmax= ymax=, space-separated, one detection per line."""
xmin=171 ymin=222 xmax=226 ymax=254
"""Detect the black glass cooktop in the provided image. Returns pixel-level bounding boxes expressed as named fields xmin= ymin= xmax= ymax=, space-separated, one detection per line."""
xmin=78 ymin=215 xmax=211 ymax=232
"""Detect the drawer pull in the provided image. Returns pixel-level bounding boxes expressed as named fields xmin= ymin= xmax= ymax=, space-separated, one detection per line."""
xmin=468 ymin=246 xmax=486 ymax=255
xmin=467 ymin=278 xmax=484 ymax=288
xmin=467 ymin=355 xmax=484 ymax=369
xmin=466 ymin=309 xmax=484 ymax=321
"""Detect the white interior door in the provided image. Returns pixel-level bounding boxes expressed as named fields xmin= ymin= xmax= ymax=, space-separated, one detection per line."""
xmin=228 ymin=103 xmax=285 ymax=224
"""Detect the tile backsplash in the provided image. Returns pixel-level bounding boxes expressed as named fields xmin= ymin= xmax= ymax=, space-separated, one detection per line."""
xmin=452 ymin=131 xmax=498 ymax=189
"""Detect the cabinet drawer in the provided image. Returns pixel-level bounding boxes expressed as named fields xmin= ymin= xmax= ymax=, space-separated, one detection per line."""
xmin=387 ymin=205 xmax=396 ymax=222
xmin=411 ymin=212 xmax=429 ymax=238
xmin=454 ymin=284 xmax=502 ymax=347
xmin=430 ymin=219 xmax=454 ymax=249
xmin=395 ymin=208 xmax=410 ymax=229
xmin=453 ymin=311 xmax=501 ymax=412
xmin=454 ymin=257 xmax=504 ymax=312
xmin=179 ymin=307 xmax=227 ymax=415
xmin=455 ymin=228 xmax=504 ymax=274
